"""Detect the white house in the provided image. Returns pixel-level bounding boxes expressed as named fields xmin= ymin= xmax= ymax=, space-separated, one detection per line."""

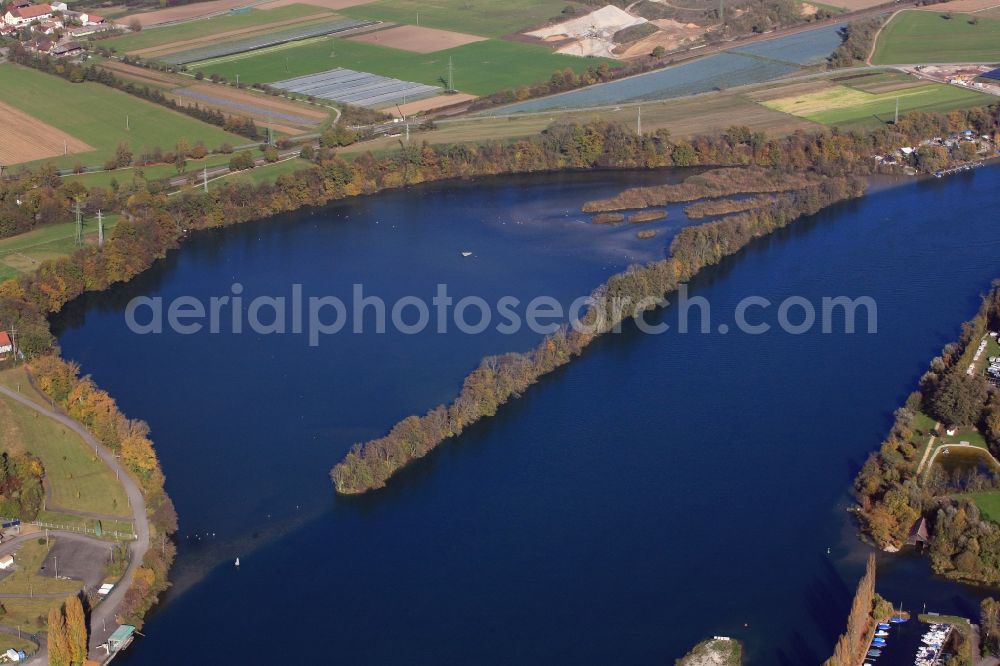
xmin=4 ymin=3 xmax=53 ymax=26
xmin=51 ymin=1 xmax=67 ymax=9
xmin=0 ymin=554 xmax=14 ymax=570
xmin=0 ymin=331 xmax=12 ymax=358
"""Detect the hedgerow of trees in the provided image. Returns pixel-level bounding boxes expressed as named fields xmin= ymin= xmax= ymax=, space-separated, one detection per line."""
xmin=330 ymin=174 xmax=867 ymax=494
xmin=827 ymin=17 xmax=885 ymax=69
xmin=0 ymin=452 xmax=44 ymax=520
xmin=824 ymin=554 xmax=894 ymax=666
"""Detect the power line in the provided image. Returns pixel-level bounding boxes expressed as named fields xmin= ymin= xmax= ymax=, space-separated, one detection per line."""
xmin=74 ymin=201 xmax=83 ymax=246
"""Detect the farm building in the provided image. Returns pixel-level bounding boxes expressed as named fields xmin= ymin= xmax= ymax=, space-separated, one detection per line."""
xmin=51 ymin=40 xmax=82 ymax=56
xmin=0 ymin=331 xmax=12 ymax=358
xmin=3 ymin=3 xmax=52 ymax=26
xmin=0 ymin=554 xmax=14 ymax=569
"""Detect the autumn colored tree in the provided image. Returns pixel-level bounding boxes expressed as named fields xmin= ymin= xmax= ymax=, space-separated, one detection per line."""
xmin=65 ymin=594 xmax=88 ymax=664
xmin=824 ymin=554 xmax=878 ymax=666
xmin=47 ymin=605 xmax=71 ymax=666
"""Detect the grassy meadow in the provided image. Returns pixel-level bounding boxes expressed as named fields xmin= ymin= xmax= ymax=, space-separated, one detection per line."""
xmin=339 ymin=0 xmax=571 ymax=37
xmin=193 ymin=37 xmax=618 ymax=96
xmin=0 ymin=366 xmax=131 ymax=518
xmin=761 ymin=81 xmax=993 ymax=128
xmin=0 ymin=65 xmax=247 ymax=169
xmin=102 ymin=3 xmax=333 ymax=53
xmin=0 ymin=214 xmax=121 ymax=282
xmin=972 ymin=490 xmax=1000 ymax=523
xmin=209 ymin=157 xmax=315 ymax=190
xmin=872 ymin=10 xmax=1000 ymax=64
xmin=342 ymin=90 xmax=819 ymax=155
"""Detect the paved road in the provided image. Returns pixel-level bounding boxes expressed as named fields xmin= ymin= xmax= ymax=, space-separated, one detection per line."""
xmin=0 ymin=383 xmax=150 ymax=665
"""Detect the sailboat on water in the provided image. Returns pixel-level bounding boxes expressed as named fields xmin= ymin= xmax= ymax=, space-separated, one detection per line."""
xmin=235 ymin=557 xmax=240 ymax=567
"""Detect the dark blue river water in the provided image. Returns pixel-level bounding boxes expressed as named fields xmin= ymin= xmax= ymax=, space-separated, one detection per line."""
xmin=54 ymin=167 xmax=1000 ymax=665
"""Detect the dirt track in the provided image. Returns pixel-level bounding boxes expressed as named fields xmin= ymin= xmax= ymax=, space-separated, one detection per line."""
xmin=0 ymin=101 xmax=93 ymax=163
xmin=393 ymin=93 xmax=478 ymax=117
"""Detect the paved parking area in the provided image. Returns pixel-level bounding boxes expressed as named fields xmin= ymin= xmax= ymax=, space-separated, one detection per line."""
xmin=39 ymin=538 xmax=112 ymax=592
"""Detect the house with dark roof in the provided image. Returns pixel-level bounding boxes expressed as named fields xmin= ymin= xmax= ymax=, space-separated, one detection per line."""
xmin=906 ymin=517 xmax=930 ymax=548
xmin=51 ymin=39 xmax=81 ymax=56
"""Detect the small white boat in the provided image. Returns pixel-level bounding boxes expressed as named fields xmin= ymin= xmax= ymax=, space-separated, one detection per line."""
xmin=461 ymin=251 xmax=472 ymax=257
xmin=235 ymin=557 xmax=240 ymax=567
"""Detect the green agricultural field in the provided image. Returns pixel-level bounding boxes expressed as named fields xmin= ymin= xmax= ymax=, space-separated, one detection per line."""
xmin=0 ymin=367 xmax=131 ymax=519
xmin=0 ymin=215 xmax=121 ymax=282
xmin=761 ymin=82 xmax=992 ymax=128
xmin=871 ymin=10 xmax=1000 ymax=64
xmin=194 ymin=38 xmax=618 ymax=97
xmin=102 ymin=4 xmax=333 ymax=53
xmin=972 ymin=490 xmax=1000 ymax=523
xmin=0 ymin=65 xmax=247 ymax=169
xmin=340 ymin=0 xmax=570 ymax=37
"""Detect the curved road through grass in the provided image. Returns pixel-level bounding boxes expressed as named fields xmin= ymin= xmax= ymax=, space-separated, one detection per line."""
xmin=0 ymin=383 xmax=150 ymax=665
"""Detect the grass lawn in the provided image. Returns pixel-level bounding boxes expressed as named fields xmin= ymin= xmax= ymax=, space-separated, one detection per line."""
xmin=0 ymin=64 xmax=246 ymax=169
xmin=760 ymin=82 xmax=993 ymax=128
xmin=0 ymin=540 xmax=82 ymax=596
xmin=0 ymin=633 xmax=37 ymax=655
xmin=34 ymin=510 xmax=135 ymax=537
xmin=936 ymin=426 xmax=988 ymax=449
xmin=971 ymin=490 xmax=1000 ymax=523
xmin=871 ymin=10 xmax=1000 ymax=64
xmin=0 ymin=597 xmax=63 ymax=633
xmin=0 ymin=215 xmax=121 ymax=283
xmin=210 ymin=157 xmax=315 ymax=189
xmin=339 ymin=0 xmax=570 ymax=37
xmin=103 ymin=4 xmax=333 ymax=53
xmin=194 ymin=37 xmax=618 ymax=96
xmin=0 ymin=368 xmax=131 ymax=518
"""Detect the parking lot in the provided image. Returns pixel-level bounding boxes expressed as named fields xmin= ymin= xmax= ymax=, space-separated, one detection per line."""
xmin=39 ymin=537 xmax=112 ymax=592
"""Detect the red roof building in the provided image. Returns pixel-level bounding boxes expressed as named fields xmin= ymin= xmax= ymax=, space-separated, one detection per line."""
xmin=4 ymin=3 xmax=53 ymax=25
